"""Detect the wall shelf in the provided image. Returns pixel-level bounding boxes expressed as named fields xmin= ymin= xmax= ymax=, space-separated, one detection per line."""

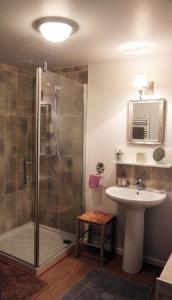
xmin=113 ymin=160 xmax=172 ymax=168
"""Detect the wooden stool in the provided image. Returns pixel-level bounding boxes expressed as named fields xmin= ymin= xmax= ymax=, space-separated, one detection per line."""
xmin=75 ymin=210 xmax=116 ymax=265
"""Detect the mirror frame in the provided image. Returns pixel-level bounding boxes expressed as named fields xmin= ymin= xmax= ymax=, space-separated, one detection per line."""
xmin=128 ymin=98 xmax=166 ymax=145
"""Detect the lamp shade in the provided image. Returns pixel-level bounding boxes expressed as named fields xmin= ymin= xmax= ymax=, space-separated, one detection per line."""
xmin=38 ymin=22 xmax=73 ymax=42
xmin=133 ymin=74 xmax=148 ymax=89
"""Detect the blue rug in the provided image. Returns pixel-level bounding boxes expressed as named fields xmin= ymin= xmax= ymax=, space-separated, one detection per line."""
xmin=61 ymin=268 xmax=152 ymax=300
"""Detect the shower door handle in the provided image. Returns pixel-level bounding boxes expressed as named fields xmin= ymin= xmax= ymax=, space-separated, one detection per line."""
xmin=24 ymin=159 xmax=32 ymax=184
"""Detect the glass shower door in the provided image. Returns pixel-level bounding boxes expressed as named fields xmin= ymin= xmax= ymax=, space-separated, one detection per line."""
xmin=0 ymin=63 xmax=36 ymax=266
xmin=38 ymin=69 xmax=84 ymax=266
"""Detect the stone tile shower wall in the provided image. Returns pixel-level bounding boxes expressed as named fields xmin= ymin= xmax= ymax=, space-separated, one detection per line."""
xmin=0 ymin=64 xmax=34 ymax=234
xmin=39 ymin=71 xmax=84 ymax=233
xmin=116 ymin=164 xmax=172 ymax=191
xmin=55 ymin=65 xmax=88 ymax=84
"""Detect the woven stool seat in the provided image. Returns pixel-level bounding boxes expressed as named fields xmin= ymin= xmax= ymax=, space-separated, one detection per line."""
xmin=77 ymin=210 xmax=114 ymax=225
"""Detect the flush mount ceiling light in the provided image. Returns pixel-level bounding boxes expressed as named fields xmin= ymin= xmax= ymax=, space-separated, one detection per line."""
xmin=33 ymin=17 xmax=78 ymax=43
xmin=39 ymin=22 xmax=72 ymax=42
xmin=118 ymin=41 xmax=157 ymax=55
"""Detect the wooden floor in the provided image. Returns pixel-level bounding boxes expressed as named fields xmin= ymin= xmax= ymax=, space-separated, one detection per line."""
xmin=31 ymin=251 xmax=162 ymax=300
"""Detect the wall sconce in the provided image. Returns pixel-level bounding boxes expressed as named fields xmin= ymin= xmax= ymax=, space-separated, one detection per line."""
xmin=133 ymin=74 xmax=148 ymax=100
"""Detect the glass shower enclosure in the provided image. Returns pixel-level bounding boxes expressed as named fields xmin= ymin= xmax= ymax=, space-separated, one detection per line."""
xmin=0 ymin=63 xmax=85 ymax=273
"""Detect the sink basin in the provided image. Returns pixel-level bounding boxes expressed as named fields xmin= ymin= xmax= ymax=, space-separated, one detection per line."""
xmin=105 ymin=186 xmax=166 ymax=209
xmin=105 ymin=186 xmax=167 ymax=274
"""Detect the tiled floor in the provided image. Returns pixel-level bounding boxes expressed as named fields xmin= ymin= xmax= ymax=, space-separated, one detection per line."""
xmin=0 ymin=222 xmax=75 ymax=265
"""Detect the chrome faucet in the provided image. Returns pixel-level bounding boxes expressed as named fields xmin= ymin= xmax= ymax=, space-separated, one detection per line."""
xmin=135 ymin=178 xmax=143 ymax=190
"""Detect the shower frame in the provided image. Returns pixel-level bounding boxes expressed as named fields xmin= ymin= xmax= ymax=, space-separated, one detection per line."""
xmin=0 ymin=65 xmax=87 ymax=275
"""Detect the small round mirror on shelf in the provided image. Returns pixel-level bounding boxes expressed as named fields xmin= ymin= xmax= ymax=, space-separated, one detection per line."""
xmin=153 ymin=147 xmax=165 ymax=161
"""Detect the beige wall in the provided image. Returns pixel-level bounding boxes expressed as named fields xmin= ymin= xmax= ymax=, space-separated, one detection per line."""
xmin=86 ymin=54 xmax=172 ymax=264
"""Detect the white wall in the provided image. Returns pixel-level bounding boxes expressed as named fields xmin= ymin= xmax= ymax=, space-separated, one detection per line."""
xmin=86 ymin=53 xmax=172 ymax=263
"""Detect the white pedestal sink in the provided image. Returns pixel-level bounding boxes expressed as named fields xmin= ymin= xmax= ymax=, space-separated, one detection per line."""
xmin=105 ymin=186 xmax=166 ymax=274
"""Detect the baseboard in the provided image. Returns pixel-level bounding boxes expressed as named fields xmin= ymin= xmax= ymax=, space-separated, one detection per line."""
xmin=143 ymin=255 xmax=166 ymax=267
xmin=115 ymin=247 xmax=166 ymax=268
xmin=83 ymin=240 xmax=166 ymax=268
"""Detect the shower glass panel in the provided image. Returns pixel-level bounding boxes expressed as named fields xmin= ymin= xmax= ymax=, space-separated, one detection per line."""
xmin=39 ymin=70 xmax=84 ymax=265
xmin=0 ymin=63 xmax=36 ymax=265
xmin=0 ymin=63 xmax=84 ymax=271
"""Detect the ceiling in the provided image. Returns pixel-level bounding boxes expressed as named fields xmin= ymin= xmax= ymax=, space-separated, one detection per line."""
xmin=0 ymin=0 xmax=172 ymax=69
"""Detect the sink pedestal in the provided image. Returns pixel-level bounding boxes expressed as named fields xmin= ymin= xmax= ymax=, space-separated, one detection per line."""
xmin=122 ymin=208 xmax=144 ymax=274
xmin=105 ymin=186 xmax=166 ymax=274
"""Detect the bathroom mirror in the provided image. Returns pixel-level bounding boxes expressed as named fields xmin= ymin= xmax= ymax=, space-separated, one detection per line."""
xmin=128 ymin=99 xmax=165 ymax=145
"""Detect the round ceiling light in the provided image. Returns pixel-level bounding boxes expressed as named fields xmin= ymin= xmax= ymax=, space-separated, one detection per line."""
xmin=33 ymin=17 xmax=78 ymax=43
xmin=39 ymin=22 xmax=72 ymax=42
